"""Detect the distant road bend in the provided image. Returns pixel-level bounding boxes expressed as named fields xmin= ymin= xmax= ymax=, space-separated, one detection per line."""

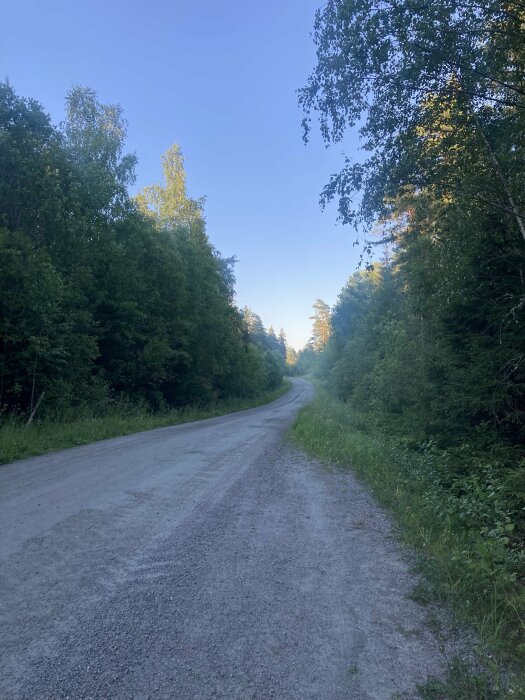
xmin=1 ymin=378 xmax=451 ymax=699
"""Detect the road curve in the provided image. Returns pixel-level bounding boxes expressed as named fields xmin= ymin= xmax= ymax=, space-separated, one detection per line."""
xmin=1 ymin=378 xmax=450 ymax=699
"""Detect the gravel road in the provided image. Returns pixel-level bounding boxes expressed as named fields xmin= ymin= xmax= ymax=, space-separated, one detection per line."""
xmin=1 ymin=378 xmax=451 ymax=699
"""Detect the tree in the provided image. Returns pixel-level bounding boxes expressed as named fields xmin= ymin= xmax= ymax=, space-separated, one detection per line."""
xmin=285 ymin=346 xmax=297 ymax=367
xmin=294 ymin=345 xmax=317 ymax=376
xmin=310 ymin=299 xmax=331 ymax=352
xmin=136 ymin=144 xmax=204 ymax=230
xmin=299 ymin=0 xmax=525 ymax=243
xmin=0 ymin=83 xmax=101 ymax=414
xmin=0 ymin=83 xmax=284 ymax=417
xmin=300 ymin=1 xmax=525 ymax=441
xmin=63 ymin=85 xmax=137 ymax=216
xmin=277 ymin=328 xmax=287 ymax=360
xmin=242 ymin=307 xmax=267 ymax=345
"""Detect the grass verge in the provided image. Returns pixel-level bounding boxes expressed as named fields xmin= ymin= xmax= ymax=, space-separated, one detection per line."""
xmin=0 ymin=379 xmax=292 ymax=464
xmin=290 ymin=386 xmax=524 ymax=698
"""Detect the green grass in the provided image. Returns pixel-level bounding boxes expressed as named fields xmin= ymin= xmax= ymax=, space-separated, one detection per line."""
xmin=290 ymin=387 xmax=525 ymax=698
xmin=0 ymin=380 xmax=292 ymax=464
xmin=417 ymin=659 xmax=508 ymax=700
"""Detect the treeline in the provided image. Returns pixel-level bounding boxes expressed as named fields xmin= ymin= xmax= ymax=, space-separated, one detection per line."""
xmin=297 ymin=0 xmax=525 ymax=667
xmin=301 ymin=0 xmax=525 ymax=543
xmin=0 ymin=82 xmax=286 ymax=420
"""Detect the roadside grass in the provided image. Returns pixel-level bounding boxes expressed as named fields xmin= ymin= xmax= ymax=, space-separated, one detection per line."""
xmin=417 ymin=658 xmax=507 ymax=699
xmin=290 ymin=387 xmax=525 ymax=698
xmin=0 ymin=379 xmax=292 ymax=464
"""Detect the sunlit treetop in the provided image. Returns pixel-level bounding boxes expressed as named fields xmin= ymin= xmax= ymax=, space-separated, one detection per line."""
xmin=299 ymin=0 xmax=525 ymax=234
xmin=135 ymin=143 xmax=205 ymax=230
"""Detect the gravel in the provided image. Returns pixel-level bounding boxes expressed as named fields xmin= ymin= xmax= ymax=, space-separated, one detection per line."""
xmin=1 ymin=379 xmax=457 ymax=698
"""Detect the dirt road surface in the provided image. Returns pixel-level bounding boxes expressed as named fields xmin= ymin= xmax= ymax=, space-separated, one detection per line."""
xmin=1 ymin=379 xmax=450 ymax=699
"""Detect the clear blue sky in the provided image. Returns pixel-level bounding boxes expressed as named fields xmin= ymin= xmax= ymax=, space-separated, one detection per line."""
xmin=2 ymin=0 xmax=363 ymax=349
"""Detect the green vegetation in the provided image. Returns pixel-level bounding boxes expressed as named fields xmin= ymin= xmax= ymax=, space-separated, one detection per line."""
xmin=417 ymin=658 xmax=507 ymax=700
xmin=294 ymin=2 xmax=525 ymax=690
xmin=292 ymin=389 xmax=524 ymax=692
xmin=0 ymin=82 xmax=290 ymax=429
xmin=1 ymin=380 xmax=291 ymax=464
xmin=286 ymin=300 xmax=331 ymax=377
xmin=309 ymin=299 xmax=331 ymax=352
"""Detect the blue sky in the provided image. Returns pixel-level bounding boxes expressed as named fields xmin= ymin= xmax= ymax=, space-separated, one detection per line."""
xmin=2 ymin=0 xmax=363 ymax=349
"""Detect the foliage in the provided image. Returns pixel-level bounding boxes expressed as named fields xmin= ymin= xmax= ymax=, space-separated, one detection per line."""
xmin=298 ymin=0 xmax=525 ymax=679
xmin=299 ymin=0 xmax=525 ymax=240
xmin=417 ymin=658 xmax=507 ymax=700
xmin=299 ymin=0 xmax=525 ymax=441
xmin=0 ymin=380 xmax=292 ymax=464
xmin=290 ymin=299 xmax=333 ymax=376
xmin=0 ymin=82 xmax=289 ymax=422
xmin=292 ymin=346 xmax=317 ymax=377
xmin=241 ymin=307 xmax=287 ymax=385
xmin=285 ymin=345 xmax=298 ymax=367
xmin=291 ymin=389 xmax=525 ymax=692
xmin=135 ymin=143 xmax=204 ymax=228
xmin=309 ymin=298 xmax=331 ymax=351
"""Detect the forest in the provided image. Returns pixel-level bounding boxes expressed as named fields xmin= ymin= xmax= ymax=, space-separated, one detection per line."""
xmin=291 ymin=0 xmax=525 ymax=687
xmin=2 ymin=0 xmax=525 ymax=691
xmin=0 ymin=81 xmax=289 ymax=441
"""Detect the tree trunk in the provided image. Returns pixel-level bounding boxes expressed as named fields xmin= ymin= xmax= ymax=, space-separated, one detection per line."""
xmin=471 ymin=109 xmax=525 ymax=244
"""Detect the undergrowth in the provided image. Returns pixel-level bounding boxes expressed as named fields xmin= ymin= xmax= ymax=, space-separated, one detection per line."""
xmin=417 ymin=658 xmax=508 ymax=699
xmin=290 ymin=387 xmax=525 ymax=697
xmin=0 ymin=380 xmax=292 ymax=464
